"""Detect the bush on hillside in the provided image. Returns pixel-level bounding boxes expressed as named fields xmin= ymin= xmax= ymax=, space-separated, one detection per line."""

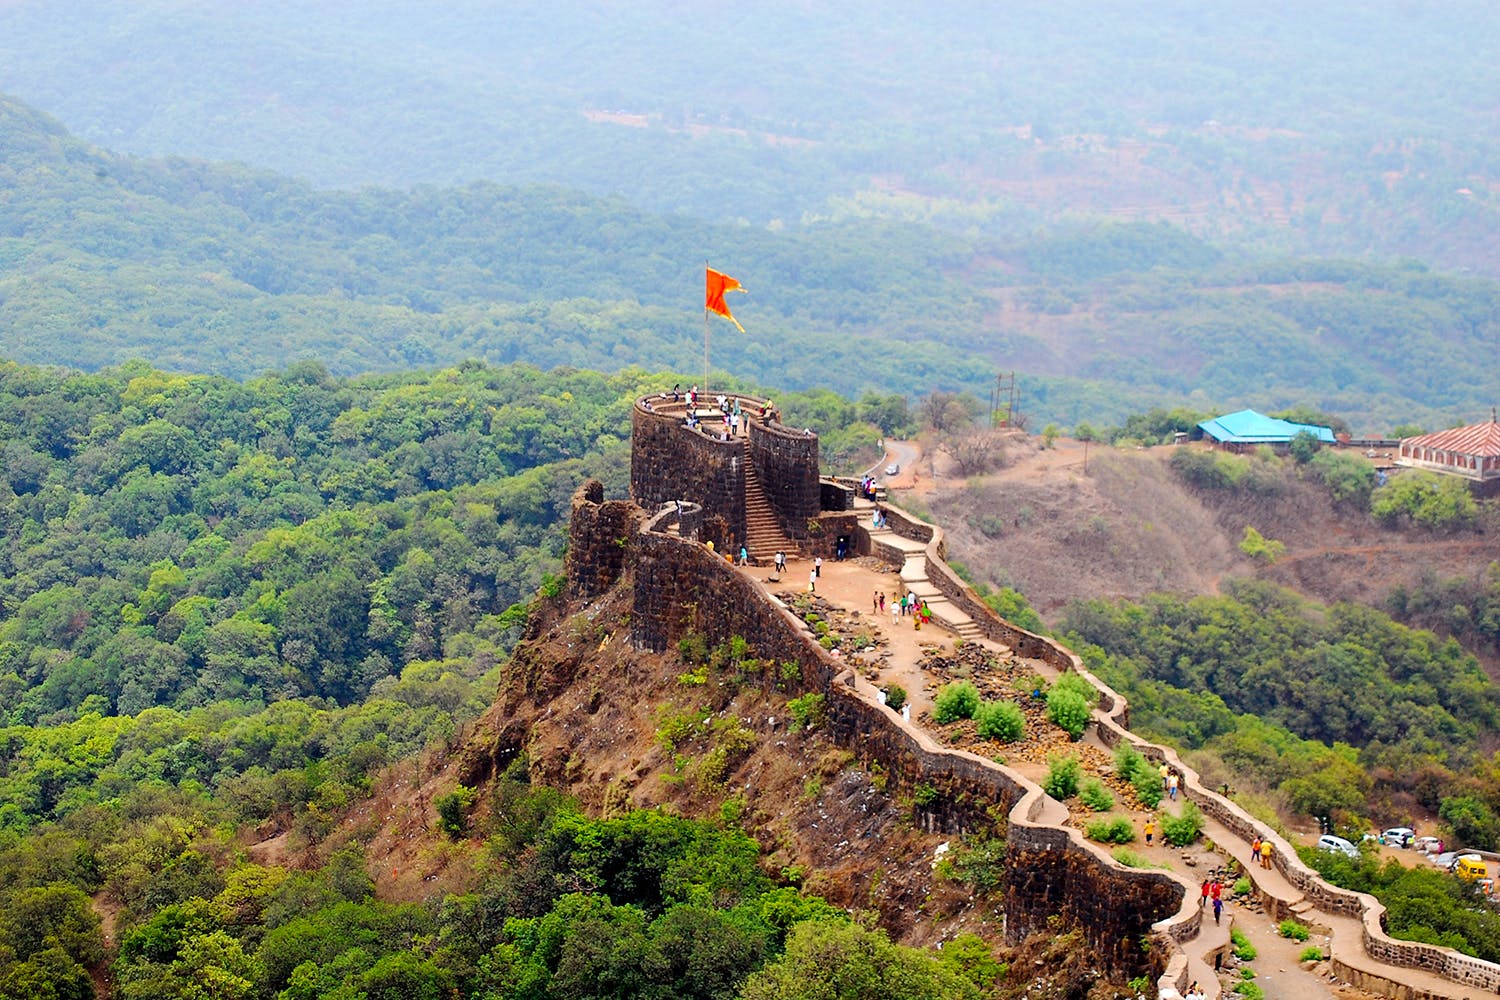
xmin=1043 ymin=754 xmax=1082 ymax=799
xmin=974 ymin=701 xmax=1025 ymax=742
xmin=934 ymin=681 xmax=981 ymax=724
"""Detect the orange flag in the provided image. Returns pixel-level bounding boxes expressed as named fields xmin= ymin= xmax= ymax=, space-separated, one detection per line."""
xmin=705 ymin=267 xmax=746 ymax=331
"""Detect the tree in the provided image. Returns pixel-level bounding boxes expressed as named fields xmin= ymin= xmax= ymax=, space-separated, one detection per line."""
xmin=1288 ymin=429 xmax=1321 ymax=464
xmin=740 ymin=920 xmax=980 ymax=1000
xmin=948 ymin=432 xmax=1007 ymax=475
xmin=1440 ymin=795 xmax=1499 ymax=851
xmin=918 ymin=391 xmax=981 ymax=435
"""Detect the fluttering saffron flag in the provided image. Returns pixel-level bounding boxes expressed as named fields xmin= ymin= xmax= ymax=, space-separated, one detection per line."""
xmin=705 ymin=267 xmax=746 ymax=332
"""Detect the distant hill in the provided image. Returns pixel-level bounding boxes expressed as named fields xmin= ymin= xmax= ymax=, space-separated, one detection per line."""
xmin=2 ymin=2 xmax=1498 ymax=273
xmin=1 ymin=95 xmax=1497 ymax=433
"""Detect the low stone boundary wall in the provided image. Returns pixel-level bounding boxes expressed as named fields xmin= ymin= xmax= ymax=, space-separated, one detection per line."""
xmin=870 ymin=495 xmax=1500 ymax=998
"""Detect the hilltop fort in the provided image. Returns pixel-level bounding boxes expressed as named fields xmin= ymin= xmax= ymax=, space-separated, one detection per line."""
xmin=462 ymin=389 xmax=1500 ymax=1000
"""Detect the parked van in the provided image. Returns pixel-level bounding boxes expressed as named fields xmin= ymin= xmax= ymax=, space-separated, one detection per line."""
xmin=1455 ymin=856 xmax=1487 ymax=881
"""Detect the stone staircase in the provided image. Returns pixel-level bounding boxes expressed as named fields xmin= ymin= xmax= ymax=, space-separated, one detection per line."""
xmin=867 ymin=516 xmax=991 ymax=644
xmin=742 ymin=445 xmax=796 ymax=564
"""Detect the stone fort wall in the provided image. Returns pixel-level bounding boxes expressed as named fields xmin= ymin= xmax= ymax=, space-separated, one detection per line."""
xmin=570 ymin=480 xmax=1187 ymax=981
xmin=630 ymin=395 xmax=820 ymax=552
xmin=583 ymin=400 xmax=1500 ymax=997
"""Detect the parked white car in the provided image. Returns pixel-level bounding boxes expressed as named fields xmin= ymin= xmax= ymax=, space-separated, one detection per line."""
xmin=1381 ymin=827 xmax=1415 ymax=848
xmin=1317 ymin=834 xmax=1360 ymax=858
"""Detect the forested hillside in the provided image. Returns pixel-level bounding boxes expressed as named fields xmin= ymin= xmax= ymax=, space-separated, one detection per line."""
xmin=3 ymin=96 xmax=1497 ymax=433
xmin=0 ymin=357 xmax=1002 ymax=999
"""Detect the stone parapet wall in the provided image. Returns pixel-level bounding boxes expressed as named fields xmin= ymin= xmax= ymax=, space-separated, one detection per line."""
xmin=631 ymin=403 xmax=748 ymax=552
xmin=567 ymin=481 xmax=646 ymax=602
xmin=748 ymin=419 xmax=821 ymax=540
xmin=878 ymin=505 xmax=934 ymax=545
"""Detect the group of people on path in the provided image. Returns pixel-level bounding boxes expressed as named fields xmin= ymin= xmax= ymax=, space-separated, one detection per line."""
xmin=1249 ymin=833 xmax=1274 ymax=870
xmin=888 ymin=593 xmax=930 ymax=627
xmin=1198 ymin=877 xmax=1226 ymax=925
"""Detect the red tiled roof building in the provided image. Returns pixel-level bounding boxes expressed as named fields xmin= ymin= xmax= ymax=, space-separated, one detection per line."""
xmin=1396 ymin=412 xmax=1500 ymax=484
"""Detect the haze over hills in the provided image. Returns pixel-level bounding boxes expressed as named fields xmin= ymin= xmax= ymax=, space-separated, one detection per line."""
xmin=3 ymin=1 xmax=1499 ymax=274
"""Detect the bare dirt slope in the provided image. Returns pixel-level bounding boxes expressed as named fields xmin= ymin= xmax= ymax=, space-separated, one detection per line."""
xmin=905 ymin=436 xmax=1497 ymax=634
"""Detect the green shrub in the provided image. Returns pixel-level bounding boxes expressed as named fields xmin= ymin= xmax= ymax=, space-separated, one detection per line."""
xmin=940 ymin=838 xmax=1008 ymax=894
xmin=1279 ymin=920 xmax=1310 ymax=941
xmin=884 ymin=684 xmax=907 ymax=713
xmin=974 ymin=700 xmax=1025 ymax=742
xmin=1112 ymin=741 xmax=1148 ymax=781
xmin=1161 ymin=801 xmax=1204 ymax=846
xmin=1085 ymin=816 xmax=1135 ymax=844
xmin=1051 ymin=671 xmax=1099 ymax=705
xmin=435 ymin=785 xmax=477 ymax=837
xmin=934 ymin=681 xmax=981 ymax=723
xmin=1043 ymin=754 xmax=1082 ymax=799
xmin=1233 ymin=876 xmax=1252 ymax=897
xmin=1239 ymin=525 xmax=1286 ymax=564
xmin=1112 ymin=848 xmax=1166 ymax=869
xmin=1231 ymin=928 xmax=1257 ymax=961
xmin=1132 ymin=767 xmax=1163 ymax=809
xmin=1046 ymin=687 xmax=1092 ymax=739
xmin=1079 ymin=777 xmax=1114 ymax=811
xmin=787 ymin=693 xmax=826 ymax=729
xmin=1372 ymin=471 xmax=1478 ymax=529
xmin=1234 ymin=982 xmax=1265 ymax=1000
xmin=677 ymin=631 xmax=709 ymax=664
xmin=1299 ymin=946 xmax=1325 ymax=962
xmin=1112 ymin=742 xmax=1163 ymax=807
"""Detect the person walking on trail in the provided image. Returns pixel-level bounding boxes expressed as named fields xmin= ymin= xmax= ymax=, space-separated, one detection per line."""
xmin=774 ymin=550 xmax=786 ymax=574
xmin=814 ymin=555 xmax=823 ymax=578
xmin=1259 ymin=838 xmax=1273 ymax=869
xmin=1159 ymin=762 xmax=1170 ymax=791
xmin=1251 ymin=835 xmax=1261 ymax=864
xmin=1212 ymin=895 xmax=1223 ymax=925
xmin=1167 ymin=771 xmax=1179 ymax=801
xmin=1144 ymin=818 xmax=1154 ymax=846
xmin=809 ymin=567 xmax=817 ymax=594
xmin=1200 ymin=879 xmax=1210 ymax=909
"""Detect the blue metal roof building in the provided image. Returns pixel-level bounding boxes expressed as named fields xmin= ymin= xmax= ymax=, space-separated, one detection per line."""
xmin=1197 ymin=409 xmax=1337 ymax=446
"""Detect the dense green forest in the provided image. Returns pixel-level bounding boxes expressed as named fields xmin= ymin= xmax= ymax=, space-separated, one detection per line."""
xmin=1063 ymin=580 xmax=1500 ymax=846
xmin=2 ymin=95 xmax=1497 ymax=434
xmin=0 ymin=358 xmax=951 ymax=998
xmin=2 ymin=3 xmax=1497 ymax=275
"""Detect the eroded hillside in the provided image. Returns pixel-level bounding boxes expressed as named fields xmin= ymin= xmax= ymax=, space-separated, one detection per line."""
xmin=920 ymin=437 xmax=1497 ymax=662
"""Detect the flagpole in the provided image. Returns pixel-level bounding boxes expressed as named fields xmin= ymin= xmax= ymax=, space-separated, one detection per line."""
xmin=703 ymin=260 xmax=711 ymax=403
